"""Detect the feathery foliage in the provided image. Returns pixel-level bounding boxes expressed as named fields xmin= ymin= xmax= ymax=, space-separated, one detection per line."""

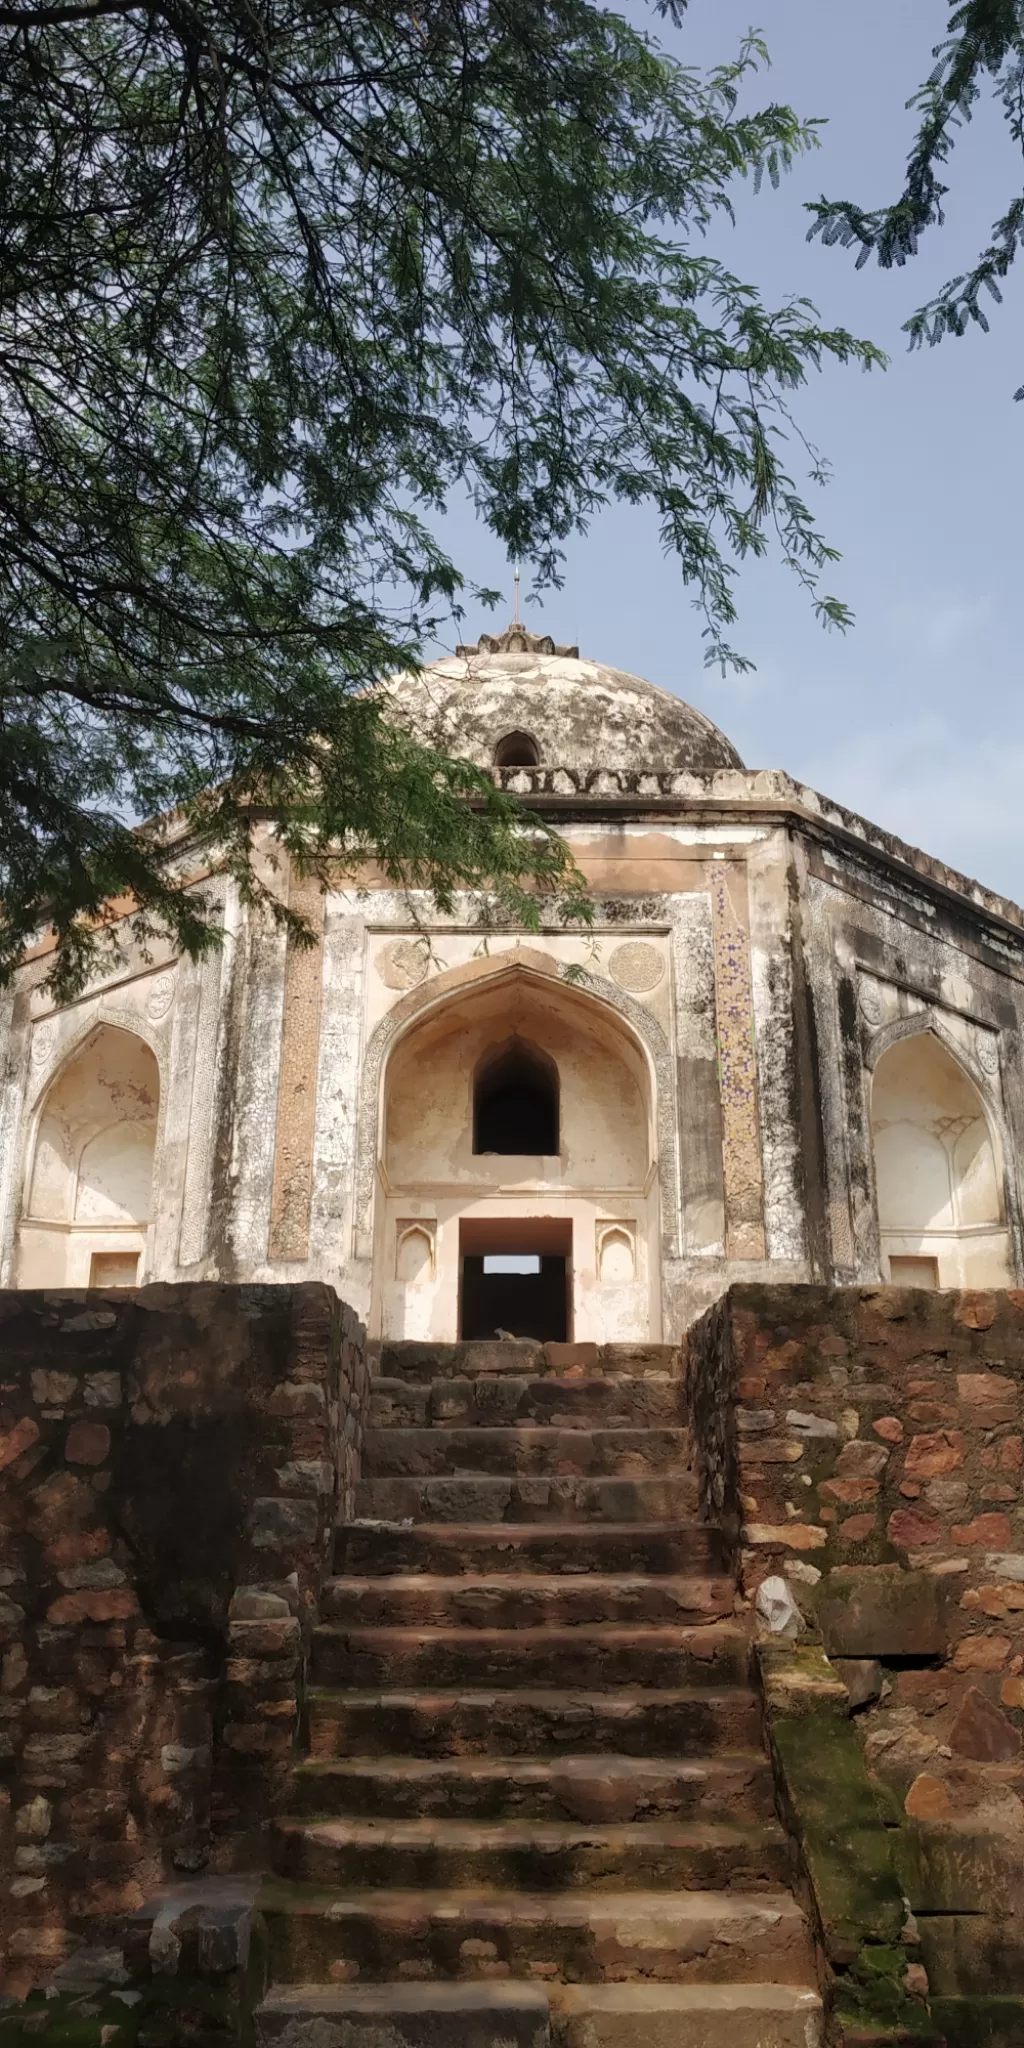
xmin=0 ymin=0 xmax=882 ymax=995
xmin=808 ymin=1 xmax=1024 ymax=390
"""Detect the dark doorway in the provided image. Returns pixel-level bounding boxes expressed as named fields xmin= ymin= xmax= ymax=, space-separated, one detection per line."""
xmin=474 ymin=1041 xmax=558 ymax=1155
xmin=461 ymin=1254 xmax=568 ymax=1342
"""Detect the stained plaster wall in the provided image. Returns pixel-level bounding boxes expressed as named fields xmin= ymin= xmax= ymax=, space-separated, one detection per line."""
xmin=4 ymin=773 xmax=1024 ymax=1330
xmin=795 ymin=826 xmax=1024 ymax=1291
xmin=0 ymin=881 xmax=242 ymax=1293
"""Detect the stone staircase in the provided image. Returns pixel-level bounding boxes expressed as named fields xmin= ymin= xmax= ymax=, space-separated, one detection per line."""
xmin=255 ymin=1340 xmax=823 ymax=2047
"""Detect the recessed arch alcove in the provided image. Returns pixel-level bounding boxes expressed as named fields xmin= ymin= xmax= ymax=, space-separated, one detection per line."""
xmin=870 ymin=1028 xmax=1010 ymax=1288
xmin=371 ymin=956 xmax=662 ymax=1343
xmin=16 ymin=1023 xmax=160 ymax=1287
xmin=473 ymin=1038 xmax=559 ymax=1156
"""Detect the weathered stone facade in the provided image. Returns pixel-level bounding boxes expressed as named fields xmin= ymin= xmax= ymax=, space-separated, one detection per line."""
xmin=2 ymin=623 xmax=1024 ymax=1341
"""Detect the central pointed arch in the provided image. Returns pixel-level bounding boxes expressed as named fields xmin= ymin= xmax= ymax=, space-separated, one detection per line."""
xmin=352 ymin=947 xmax=677 ymax=1343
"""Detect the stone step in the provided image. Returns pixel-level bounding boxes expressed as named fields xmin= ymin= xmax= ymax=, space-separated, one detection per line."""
xmin=373 ymin=1342 xmax=681 ymax=1384
xmin=260 ymin=1882 xmax=816 ymax=1987
xmin=270 ymin=1815 xmax=792 ymax=1894
xmin=288 ymin=1752 xmax=775 ymax=1824
xmin=361 ymin=1427 xmax=691 ymax=1481
xmin=552 ymin=1983 xmax=824 ymax=2047
xmin=307 ymin=1686 xmax=763 ymax=1760
xmin=370 ymin=1376 xmax=686 ymax=1431
xmin=310 ymin=1623 xmax=749 ymax=1692
xmin=336 ymin=1521 xmax=731 ymax=1580
xmin=320 ymin=1573 xmax=736 ymax=1630
xmin=355 ymin=1474 xmax=699 ymax=1524
xmin=254 ymin=1980 xmax=550 ymax=2048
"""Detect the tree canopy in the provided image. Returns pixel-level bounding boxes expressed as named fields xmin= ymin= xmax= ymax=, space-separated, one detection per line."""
xmin=0 ymin=0 xmax=881 ymax=997
xmin=808 ymin=0 xmax=1024 ymax=388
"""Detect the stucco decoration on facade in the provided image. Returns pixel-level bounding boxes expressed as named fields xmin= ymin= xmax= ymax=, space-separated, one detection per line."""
xmin=710 ymin=861 xmax=765 ymax=1262
xmin=378 ymin=937 xmax=431 ymax=990
xmin=609 ymin=940 xmax=665 ymax=993
xmin=146 ymin=970 xmax=176 ymax=1022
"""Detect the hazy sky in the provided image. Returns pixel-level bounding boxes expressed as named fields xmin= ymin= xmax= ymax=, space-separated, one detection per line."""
xmin=431 ymin=0 xmax=1024 ymax=901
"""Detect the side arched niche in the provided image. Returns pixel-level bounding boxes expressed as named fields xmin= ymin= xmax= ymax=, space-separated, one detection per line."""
xmin=16 ymin=1024 xmax=160 ymax=1287
xmin=870 ymin=1029 xmax=1011 ymax=1288
xmin=374 ymin=962 xmax=660 ymax=1344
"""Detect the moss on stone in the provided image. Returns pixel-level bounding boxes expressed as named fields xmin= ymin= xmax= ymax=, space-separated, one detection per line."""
xmin=0 ymin=1977 xmax=246 ymax=2048
xmin=771 ymin=1709 xmax=905 ymax=1955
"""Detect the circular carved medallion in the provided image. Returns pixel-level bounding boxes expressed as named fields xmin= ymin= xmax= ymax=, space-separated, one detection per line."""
xmin=378 ymin=938 xmax=431 ymax=991
xmin=30 ymin=1020 xmax=56 ymax=1067
xmin=976 ymin=1028 xmax=1000 ymax=1075
xmin=146 ymin=972 xmax=175 ymax=1022
xmin=858 ymin=978 xmax=885 ymax=1026
xmin=609 ymin=942 xmax=664 ymax=994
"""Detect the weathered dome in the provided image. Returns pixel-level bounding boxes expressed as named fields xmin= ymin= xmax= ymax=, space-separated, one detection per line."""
xmin=384 ymin=625 xmax=743 ymax=776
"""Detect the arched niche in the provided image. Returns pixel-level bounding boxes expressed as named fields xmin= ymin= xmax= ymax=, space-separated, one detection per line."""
xmin=384 ymin=972 xmax=650 ymax=1192
xmin=870 ymin=1030 xmax=1010 ymax=1288
xmin=494 ymin=731 xmax=541 ymax=769
xmin=369 ymin=956 xmax=664 ymax=1344
xmin=473 ymin=1039 xmax=559 ymax=1156
xmin=16 ymin=1024 xmax=160 ymax=1288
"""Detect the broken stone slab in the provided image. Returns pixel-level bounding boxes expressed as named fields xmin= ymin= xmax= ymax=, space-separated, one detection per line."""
xmin=554 ymin=1983 xmax=824 ymax=2048
xmin=832 ymin=1658 xmax=883 ymax=1710
xmin=254 ymin=1981 xmax=551 ymax=2047
xmin=759 ymin=1641 xmax=850 ymax=1718
xmin=125 ymin=1874 xmax=262 ymax=1981
xmin=813 ymin=1566 xmax=946 ymax=1659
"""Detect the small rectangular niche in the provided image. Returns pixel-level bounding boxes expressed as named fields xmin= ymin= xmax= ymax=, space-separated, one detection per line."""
xmin=89 ymin=1251 xmax=140 ymax=1289
xmin=888 ymin=1255 xmax=939 ymax=1289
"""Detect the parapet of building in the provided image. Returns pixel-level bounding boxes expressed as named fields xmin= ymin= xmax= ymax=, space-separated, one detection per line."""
xmin=2 ymin=622 xmax=1023 ymax=1339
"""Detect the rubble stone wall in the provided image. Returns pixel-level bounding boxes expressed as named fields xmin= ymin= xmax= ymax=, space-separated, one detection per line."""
xmin=685 ymin=1283 xmax=1024 ymax=2034
xmin=0 ymin=1283 xmax=366 ymax=1995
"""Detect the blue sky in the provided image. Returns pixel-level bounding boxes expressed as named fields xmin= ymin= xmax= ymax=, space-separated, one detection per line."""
xmin=431 ymin=0 xmax=1024 ymax=901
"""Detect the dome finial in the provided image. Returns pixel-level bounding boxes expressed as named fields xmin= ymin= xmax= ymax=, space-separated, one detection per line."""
xmin=455 ymin=621 xmax=580 ymax=659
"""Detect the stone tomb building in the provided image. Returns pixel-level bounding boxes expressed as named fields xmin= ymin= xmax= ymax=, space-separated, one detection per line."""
xmin=2 ymin=622 xmax=1023 ymax=1336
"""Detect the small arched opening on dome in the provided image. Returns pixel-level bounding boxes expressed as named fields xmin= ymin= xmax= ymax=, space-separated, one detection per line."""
xmin=473 ymin=1039 xmax=559 ymax=1156
xmin=493 ymin=731 xmax=541 ymax=770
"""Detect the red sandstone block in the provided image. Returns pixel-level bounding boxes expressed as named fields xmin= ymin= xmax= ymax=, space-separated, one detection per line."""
xmin=887 ymin=1507 xmax=942 ymax=1549
xmin=958 ymin=1372 xmax=1018 ymax=1406
xmin=952 ymin=1633 xmax=1011 ymax=1672
xmin=46 ymin=1588 xmax=138 ymax=1624
xmin=904 ymin=1431 xmax=966 ymax=1480
xmin=950 ymin=1685 xmax=1020 ymax=1760
xmin=982 ymin=1436 xmax=1024 ymax=1471
xmin=63 ymin=1421 xmax=110 ymax=1466
xmin=0 ymin=1415 xmax=40 ymax=1472
xmin=819 ymin=1478 xmax=880 ymax=1505
xmin=873 ymin=1417 xmax=904 ymax=1443
xmin=951 ymin=1513 xmax=1013 ymax=1547
xmin=840 ymin=1515 xmax=877 ymax=1545
xmin=42 ymin=1526 xmax=111 ymax=1568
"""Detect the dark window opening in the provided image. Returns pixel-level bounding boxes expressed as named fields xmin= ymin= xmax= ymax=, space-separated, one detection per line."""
xmin=474 ymin=1041 xmax=558 ymax=1155
xmin=494 ymin=731 xmax=541 ymax=768
xmin=461 ymin=1254 xmax=568 ymax=1341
